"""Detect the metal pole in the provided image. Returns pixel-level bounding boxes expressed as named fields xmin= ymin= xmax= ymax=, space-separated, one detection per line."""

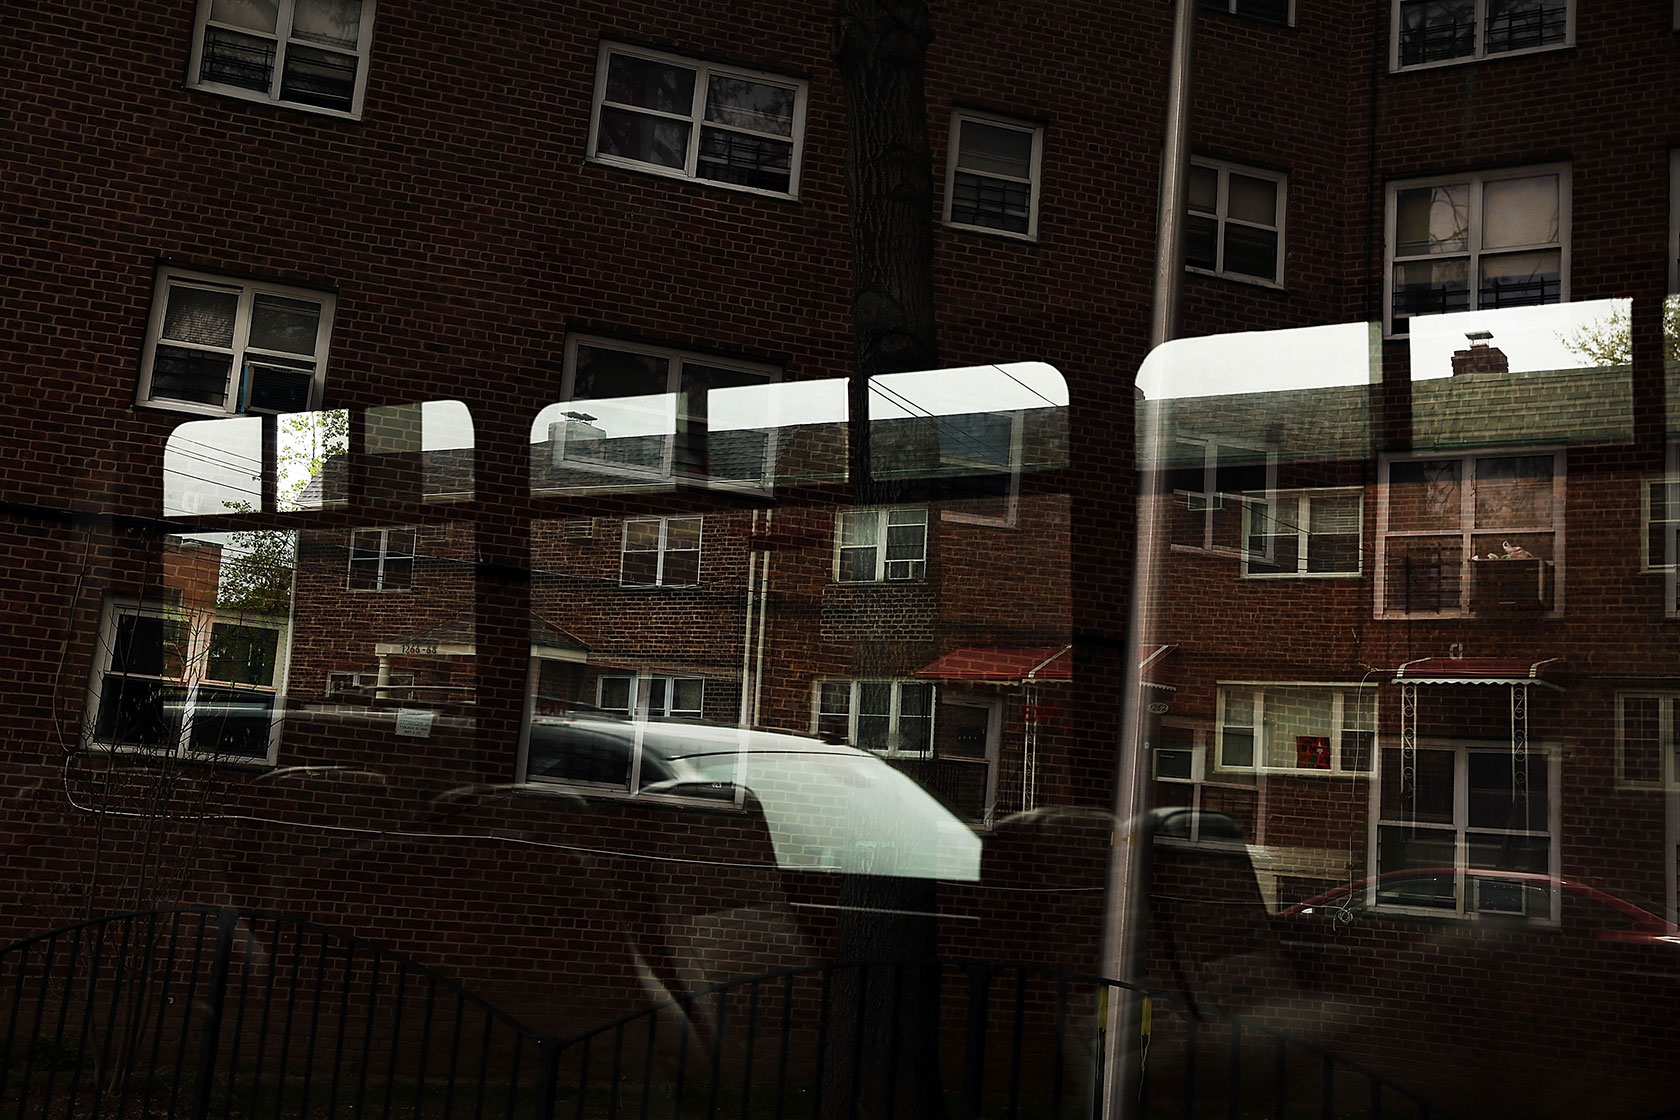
xmin=1100 ymin=1 xmax=1195 ymax=1117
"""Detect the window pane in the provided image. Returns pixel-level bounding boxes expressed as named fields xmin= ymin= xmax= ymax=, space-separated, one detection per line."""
xmin=1380 ymin=747 xmax=1455 ymax=823
xmin=210 ymin=0 xmax=279 ymax=33
xmin=1185 ymin=214 xmax=1218 ymax=270
xmin=859 ymin=682 xmax=892 ymax=717
xmin=1621 ymin=697 xmax=1662 ymax=785
xmin=705 ymin=77 xmax=795 ymax=136
xmin=884 ymin=521 xmax=926 ymax=562
xmin=163 ymin=287 xmax=239 ymax=347
xmin=279 ymin=45 xmax=357 ymax=112
xmin=150 ymin=347 xmax=234 ymax=407
xmin=1222 ymin=224 xmax=1279 ymax=281
xmin=839 ymin=512 xmax=879 ymax=549
xmin=1227 ymin=173 xmax=1277 ymax=225
xmin=623 ymin=519 xmax=662 ymax=551
xmin=1388 ymin=459 xmax=1461 ymax=531
xmin=596 ymin=109 xmax=691 ymax=170
xmin=605 ymin=54 xmax=696 ymax=114
xmin=1221 ymin=727 xmax=1255 ymax=767
xmin=1262 ymin=687 xmax=1333 ymax=768
xmin=205 ymin=624 xmax=279 ymax=685
xmin=97 ymin=678 xmax=186 ymax=749
xmin=574 ymin=346 xmax=669 ymax=399
xmin=249 ymin=294 xmax=322 ymax=355
xmin=838 ymin=547 xmax=876 ymax=582
xmin=1398 ymin=0 xmax=1476 ymax=65
xmin=1188 ymin=164 xmax=1218 ymax=213
xmin=290 ymin=0 xmax=362 ymax=48
xmin=200 ymin=26 xmax=277 ymax=91
xmin=1395 ymin=184 xmax=1469 ymax=255
xmin=665 ymin=518 xmax=702 ymax=550
xmin=1376 ymin=828 xmax=1459 ymax=902
xmin=1467 ymin=751 xmax=1549 ymax=830
xmin=1478 ymin=249 xmax=1561 ymax=308
xmin=671 ymin=678 xmax=704 ymax=715
xmin=1485 ymin=0 xmax=1568 ymax=54
xmin=621 ymin=550 xmax=659 ymax=586
xmin=661 ymin=546 xmax=699 ymax=586
xmin=957 ymin=121 xmax=1033 ymax=179
xmin=900 ymin=683 xmax=933 ymax=718
xmin=1481 ymin=175 xmax=1559 ymax=249
xmin=111 ymin=615 xmax=188 ymax=679
xmin=599 ymin=677 xmax=632 ymax=713
xmin=697 ymin=128 xmax=792 ymax=193
xmin=951 ymin=172 xmax=1031 ymax=234
xmin=1475 ymin=455 xmax=1553 ymax=528
xmin=1392 ymin=259 xmax=1469 ymax=332
xmin=188 ymin=686 xmax=275 ymax=757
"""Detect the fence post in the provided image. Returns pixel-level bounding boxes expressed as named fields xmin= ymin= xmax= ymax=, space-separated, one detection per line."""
xmin=532 ymin=1037 xmax=563 ymax=1120
xmin=190 ymin=909 xmax=239 ymax=1120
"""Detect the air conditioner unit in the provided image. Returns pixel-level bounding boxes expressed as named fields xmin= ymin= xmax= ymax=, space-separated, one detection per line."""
xmin=240 ymin=361 xmax=314 ymax=415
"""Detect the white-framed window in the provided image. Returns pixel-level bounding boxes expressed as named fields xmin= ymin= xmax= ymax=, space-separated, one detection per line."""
xmin=347 ymin=527 xmax=416 ymax=591
xmin=187 ymin=0 xmax=376 ymax=118
xmin=551 ymin=335 xmax=779 ymax=487
xmin=1198 ymin=0 xmax=1293 ymax=22
xmin=1372 ymin=741 xmax=1560 ymax=921
xmin=620 ymin=517 xmax=702 ymax=587
xmin=1376 ymin=449 xmax=1564 ymax=617
xmin=86 ymin=600 xmax=287 ymax=763
xmin=835 ymin=508 xmax=928 ymax=582
xmin=586 ymin=42 xmax=808 ymax=198
xmin=598 ymin=674 xmax=705 ymax=720
xmin=1385 ymin=166 xmax=1569 ymax=337
xmin=1187 ymin=159 xmax=1286 ymax=286
xmin=1153 ymin=725 xmax=1206 ymax=783
xmin=943 ymin=110 xmax=1044 ymax=240
xmin=1391 ymin=0 xmax=1572 ymax=70
xmin=1215 ymin=684 xmax=1377 ymax=774
xmin=815 ymin=680 xmax=936 ymax=757
xmin=138 ymin=268 xmax=334 ymax=417
xmin=1165 ymin=435 xmax=1277 ymax=556
xmin=326 ymin=669 xmax=413 ymax=698
xmin=1242 ymin=488 xmax=1362 ymax=577
xmin=1642 ymin=441 xmax=1680 ymax=574
xmin=1616 ymin=693 xmax=1680 ymax=790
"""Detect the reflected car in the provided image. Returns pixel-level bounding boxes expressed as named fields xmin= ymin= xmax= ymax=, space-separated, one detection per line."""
xmin=525 ymin=715 xmax=983 ymax=881
xmin=1280 ymin=867 xmax=1680 ymax=944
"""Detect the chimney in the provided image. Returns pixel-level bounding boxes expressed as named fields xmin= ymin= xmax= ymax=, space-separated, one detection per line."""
xmin=1451 ymin=330 xmax=1509 ymax=376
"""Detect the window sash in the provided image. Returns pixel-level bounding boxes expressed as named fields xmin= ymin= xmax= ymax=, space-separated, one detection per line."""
xmin=91 ymin=603 xmax=284 ymax=760
xmin=1378 ymin=451 xmax=1562 ymax=617
xmin=816 ymin=680 xmax=936 ymax=756
xmin=944 ymin=111 xmax=1044 ymax=240
xmin=1186 ymin=160 xmax=1285 ymax=285
xmin=620 ymin=517 xmax=703 ymax=587
xmin=347 ymin=527 xmax=416 ymax=591
xmin=597 ymin=674 xmax=705 ymax=720
xmin=1616 ymin=693 xmax=1680 ymax=789
xmin=1216 ymin=684 xmax=1377 ymax=773
xmin=590 ymin=44 xmax=806 ymax=197
xmin=1393 ymin=0 xmax=1570 ymax=69
xmin=835 ymin=509 xmax=928 ymax=582
xmin=191 ymin=0 xmax=375 ymax=117
xmin=1243 ymin=489 xmax=1361 ymax=577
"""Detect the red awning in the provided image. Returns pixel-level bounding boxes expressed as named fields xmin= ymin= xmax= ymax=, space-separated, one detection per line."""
xmin=915 ymin=645 xmax=1071 ymax=683
xmin=1392 ymin=657 xmax=1562 ymax=687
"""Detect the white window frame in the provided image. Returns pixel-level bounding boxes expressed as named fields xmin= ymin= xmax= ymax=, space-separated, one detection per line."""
xmin=1241 ymin=488 xmax=1363 ymax=578
xmin=1383 ymin=165 xmax=1570 ymax=338
xmin=597 ymin=674 xmax=705 ymax=720
xmin=1198 ymin=0 xmax=1295 ymax=22
xmin=1643 ymin=443 xmax=1680 ymax=599
xmin=834 ymin=507 xmax=929 ymax=583
xmin=1369 ymin=740 xmax=1562 ymax=923
xmin=1187 ymin=158 xmax=1287 ymax=288
xmin=1214 ymin=683 xmax=1378 ymax=775
xmin=619 ymin=516 xmax=703 ymax=588
xmin=137 ymin=268 xmax=334 ymax=418
xmin=942 ymin=110 xmax=1045 ymax=241
xmin=326 ymin=669 xmax=414 ymax=698
xmin=85 ymin=598 xmax=289 ymax=764
xmin=1389 ymin=0 xmax=1574 ymax=72
xmin=1616 ymin=693 xmax=1680 ymax=791
xmin=1375 ymin=448 xmax=1565 ymax=619
xmin=347 ymin=527 xmax=416 ymax=591
xmin=187 ymin=0 xmax=377 ymax=119
xmin=585 ymin=42 xmax=809 ymax=200
xmin=1167 ymin=435 xmax=1277 ymax=557
xmin=551 ymin=334 xmax=781 ymax=490
xmin=814 ymin=680 xmax=937 ymax=758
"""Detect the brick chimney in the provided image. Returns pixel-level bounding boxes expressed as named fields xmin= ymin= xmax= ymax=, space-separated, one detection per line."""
xmin=1451 ymin=330 xmax=1510 ymax=376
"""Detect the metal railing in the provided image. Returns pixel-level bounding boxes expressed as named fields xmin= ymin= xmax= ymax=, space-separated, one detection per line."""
xmin=0 ymin=910 xmax=1456 ymax=1119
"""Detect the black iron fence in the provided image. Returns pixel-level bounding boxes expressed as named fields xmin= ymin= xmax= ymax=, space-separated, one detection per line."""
xmin=0 ymin=908 xmax=1453 ymax=1119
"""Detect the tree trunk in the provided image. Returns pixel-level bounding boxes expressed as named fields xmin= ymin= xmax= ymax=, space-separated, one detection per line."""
xmin=828 ymin=4 xmax=946 ymax=1119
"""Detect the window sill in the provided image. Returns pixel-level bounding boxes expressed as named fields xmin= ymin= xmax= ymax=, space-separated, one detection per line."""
xmin=187 ymin=81 xmax=364 ymax=121
xmin=584 ymin=155 xmax=801 ymax=203
xmin=85 ymin=744 xmax=276 ymax=770
xmin=1214 ymin=766 xmax=1371 ymax=778
xmin=1240 ymin=571 xmax=1363 ymax=580
xmin=941 ymin=219 xmax=1039 ymax=244
xmin=1185 ymin=266 xmax=1286 ymax=292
